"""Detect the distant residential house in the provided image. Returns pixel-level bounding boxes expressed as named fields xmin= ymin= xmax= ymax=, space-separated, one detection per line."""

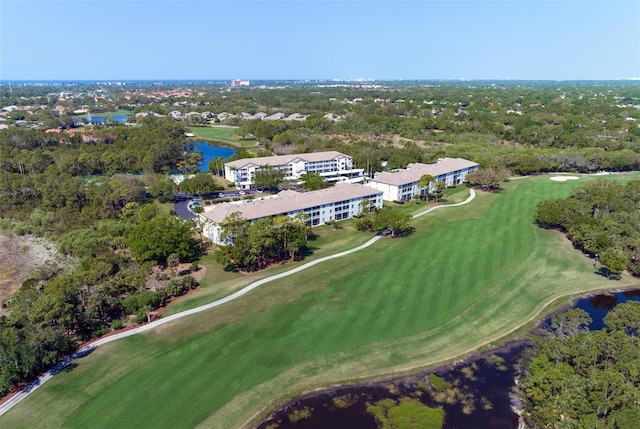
xmin=263 ymin=112 xmax=286 ymax=121
xmin=200 ymin=183 xmax=383 ymax=245
xmin=224 ymin=151 xmax=364 ymax=189
xmin=366 ymin=157 xmax=479 ymax=201
xmin=283 ymin=113 xmax=307 ymax=122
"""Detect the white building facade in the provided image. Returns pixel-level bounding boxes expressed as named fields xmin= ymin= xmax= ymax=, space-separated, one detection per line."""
xmin=200 ymin=183 xmax=383 ymax=245
xmin=224 ymin=151 xmax=364 ymax=189
xmin=366 ymin=158 xmax=479 ymax=201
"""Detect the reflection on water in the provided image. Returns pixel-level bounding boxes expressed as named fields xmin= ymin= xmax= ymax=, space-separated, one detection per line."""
xmin=257 ymin=290 xmax=640 ymax=429
xmin=193 ymin=141 xmax=237 ymax=172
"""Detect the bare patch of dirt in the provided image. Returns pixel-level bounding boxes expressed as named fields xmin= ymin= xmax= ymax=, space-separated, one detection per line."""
xmin=0 ymin=232 xmax=69 ymax=314
xmin=145 ymin=263 xmax=207 ymax=290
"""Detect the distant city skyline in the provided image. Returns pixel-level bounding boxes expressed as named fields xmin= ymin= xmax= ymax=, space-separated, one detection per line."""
xmin=1 ymin=1 xmax=638 ymax=81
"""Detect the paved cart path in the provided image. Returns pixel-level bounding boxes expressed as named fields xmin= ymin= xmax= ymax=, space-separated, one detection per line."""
xmin=0 ymin=189 xmax=476 ymax=416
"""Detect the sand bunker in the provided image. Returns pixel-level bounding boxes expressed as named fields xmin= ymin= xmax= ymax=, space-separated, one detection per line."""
xmin=550 ymin=176 xmax=580 ymax=182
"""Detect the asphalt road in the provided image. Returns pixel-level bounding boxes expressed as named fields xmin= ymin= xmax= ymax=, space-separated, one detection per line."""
xmin=173 ymin=199 xmax=197 ymax=219
xmin=173 ymin=190 xmax=265 ymax=220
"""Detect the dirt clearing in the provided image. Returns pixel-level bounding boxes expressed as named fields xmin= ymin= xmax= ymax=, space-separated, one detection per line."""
xmin=0 ymin=232 xmax=68 ymax=314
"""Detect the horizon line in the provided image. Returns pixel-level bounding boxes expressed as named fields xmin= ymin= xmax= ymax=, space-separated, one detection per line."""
xmin=2 ymin=78 xmax=640 ymax=83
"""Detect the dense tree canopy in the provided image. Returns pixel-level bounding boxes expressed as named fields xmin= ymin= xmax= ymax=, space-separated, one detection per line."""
xmin=300 ymin=172 xmax=328 ymax=191
xmin=536 ymin=178 xmax=640 ymax=276
xmin=126 ymin=213 xmax=198 ymax=265
xmin=214 ymin=213 xmax=312 ymax=272
xmin=253 ymin=165 xmax=285 ymax=190
xmin=522 ymin=304 xmax=640 ymax=428
xmin=466 ymin=167 xmax=511 ymax=190
xmin=179 ymin=173 xmax=222 ymax=195
xmin=356 ymin=206 xmax=413 ymax=237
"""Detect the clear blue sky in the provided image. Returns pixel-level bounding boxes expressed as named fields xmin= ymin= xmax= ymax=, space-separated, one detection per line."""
xmin=1 ymin=1 xmax=639 ymax=80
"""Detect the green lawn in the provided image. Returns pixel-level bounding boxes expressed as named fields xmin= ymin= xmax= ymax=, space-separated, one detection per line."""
xmin=3 ymin=174 xmax=640 ymax=429
xmin=188 ymin=126 xmax=258 ymax=147
xmin=386 ymin=185 xmax=470 ymax=216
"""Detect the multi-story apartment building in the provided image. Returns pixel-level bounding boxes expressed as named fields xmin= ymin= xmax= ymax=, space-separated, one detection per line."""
xmin=224 ymin=151 xmax=364 ymax=189
xmin=366 ymin=158 xmax=479 ymax=201
xmin=200 ymin=183 xmax=383 ymax=245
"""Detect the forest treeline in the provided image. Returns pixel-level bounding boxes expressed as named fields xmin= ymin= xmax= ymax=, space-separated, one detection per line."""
xmin=536 ymin=178 xmax=640 ymax=277
xmin=0 ymin=119 xmax=208 ymax=396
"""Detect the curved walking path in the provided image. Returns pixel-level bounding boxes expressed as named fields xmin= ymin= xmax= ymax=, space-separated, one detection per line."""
xmin=0 ymin=189 xmax=476 ymax=417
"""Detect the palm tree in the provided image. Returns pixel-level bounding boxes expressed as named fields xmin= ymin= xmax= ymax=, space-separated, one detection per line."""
xmin=167 ymin=253 xmax=180 ymax=277
xmin=433 ymin=180 xmax=446 ymax=202
xmin=418 ymin=174 xmax=435 ymax=201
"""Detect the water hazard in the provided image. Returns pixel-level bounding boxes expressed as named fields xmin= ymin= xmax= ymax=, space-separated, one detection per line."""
xmin=73 ymin=114 xmax=130 ymax=124
xmin=193 ymin=140 xmax=237 ymax=172
xmin=257 ymin=289 xmax=640 ymax=429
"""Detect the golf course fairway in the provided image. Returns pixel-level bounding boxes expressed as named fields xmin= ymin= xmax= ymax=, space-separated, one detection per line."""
xmin=2 ymin=174 xmax=639 ymax=429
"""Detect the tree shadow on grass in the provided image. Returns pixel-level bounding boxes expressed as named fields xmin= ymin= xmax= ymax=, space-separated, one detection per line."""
xmin=59 ymin=363 xmax=79 ymax=374
xmin=594 ymin=267 xmax=621 ymax=280
xmin=399 ymin=227 xmax=416 ymax=238
xmin=297 ymin=245 xmax=318 ymax=260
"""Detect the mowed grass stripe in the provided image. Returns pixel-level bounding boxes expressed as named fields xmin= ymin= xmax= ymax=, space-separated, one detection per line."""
xmin=4 ymin=175 xmax=640 ymax=429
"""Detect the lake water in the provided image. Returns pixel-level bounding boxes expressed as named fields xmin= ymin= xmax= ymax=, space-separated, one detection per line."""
xmin=73 ymin=114 xmax=130 ymax=124
xmin=194 ymin=140 xmax=237 ymax=172
xmin=555 ymin=289 xmax=640 ymax=331
xmin=257 ymin=289 xmax=640 ymax=429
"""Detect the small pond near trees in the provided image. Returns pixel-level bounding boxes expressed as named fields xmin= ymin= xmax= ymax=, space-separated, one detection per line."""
xmin=193 ymin=141 xmax=237 ymax=172
xmin=72 ymin=114 xmax=130 ymax=124
xmin=257 ymin=289 xmax=640 ymax=429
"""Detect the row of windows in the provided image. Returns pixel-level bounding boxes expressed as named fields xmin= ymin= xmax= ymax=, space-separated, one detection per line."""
xmin=307 ymin=167 xmax=339 ymax=174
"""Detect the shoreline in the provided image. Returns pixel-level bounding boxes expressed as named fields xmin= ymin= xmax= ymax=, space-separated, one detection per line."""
xmin=255 ymin=285 xmax=640 ymax=428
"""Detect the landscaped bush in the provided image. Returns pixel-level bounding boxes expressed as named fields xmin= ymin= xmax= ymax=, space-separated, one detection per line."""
xmin=165 ymin=276 xmax=198 ymax=296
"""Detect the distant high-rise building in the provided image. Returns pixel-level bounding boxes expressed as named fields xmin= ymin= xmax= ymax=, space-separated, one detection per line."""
xmin=230 ymin=79 xmax=250 ymax=87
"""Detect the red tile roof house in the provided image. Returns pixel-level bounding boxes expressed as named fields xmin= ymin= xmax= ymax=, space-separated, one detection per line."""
xmin=199 ymin=182 xmax=383 ymax=245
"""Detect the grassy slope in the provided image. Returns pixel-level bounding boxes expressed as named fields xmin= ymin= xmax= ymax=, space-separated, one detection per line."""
xmin=3 ymin=174 xmax=640 ymax=429
xmin=187 ymin=126 xmax=257 ymax=147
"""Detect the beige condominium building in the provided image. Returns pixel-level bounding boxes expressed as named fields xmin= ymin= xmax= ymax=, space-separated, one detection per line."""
xmin=200 ymin=182 xmax=383 ymax=245
xmin=224 ymin=151 xmax=364 ymax=189
xmin=366 ymin=157 xmax=479 ymax=201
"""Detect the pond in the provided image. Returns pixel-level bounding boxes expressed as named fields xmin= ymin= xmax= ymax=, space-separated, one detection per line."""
xmin=257 ymin=289 xmax=640 ymax=429
xmin=73 ymin=114 xmax=130 ymax=124
xmin=193 ymin=140 xmax=237 ymax=172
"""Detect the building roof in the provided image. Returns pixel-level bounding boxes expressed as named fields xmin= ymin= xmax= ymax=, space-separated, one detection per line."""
xmin=201 ymin=183 xmax=382 ymax=224
xmin=225 ymin=151 xmax=351 ymax=170
xmin=370 ymin=158 xmax=478 ymax=186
